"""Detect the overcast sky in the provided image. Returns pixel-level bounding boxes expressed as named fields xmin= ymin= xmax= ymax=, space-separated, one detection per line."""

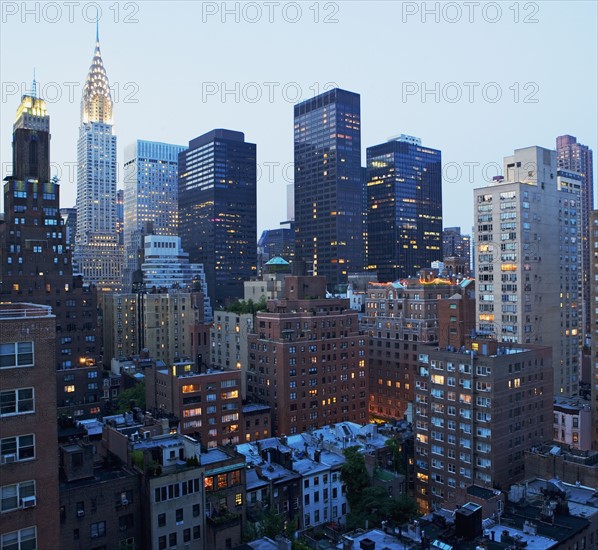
xmin=1 ymin=0 xmax=596 ymax=236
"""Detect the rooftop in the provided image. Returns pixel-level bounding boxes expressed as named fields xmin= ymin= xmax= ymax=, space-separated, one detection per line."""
xmin=0 ymin=302 xmax=54 ymax=320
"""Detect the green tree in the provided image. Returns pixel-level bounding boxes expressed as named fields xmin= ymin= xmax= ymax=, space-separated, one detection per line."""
xmin=341 ymin=446 xmax=370 ymax=509
xmin=257 ymin=508 xmax=285 ymax=539
xmin=384 ymin=438 xmax=406 ymax=474
xmin=225 ymin=297 xmax=267 ymax=314
xmin=115 ymin=381 xmax=146 ymax=413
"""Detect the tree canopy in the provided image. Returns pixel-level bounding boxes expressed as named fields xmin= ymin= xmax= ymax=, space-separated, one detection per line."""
xmin=114 ymin=381 xmax=146 ymax=413
xmin=225 ymin=297 xmax=267 ymax=314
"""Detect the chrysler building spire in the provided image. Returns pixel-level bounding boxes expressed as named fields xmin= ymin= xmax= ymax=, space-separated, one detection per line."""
xmin=81 ymin=24 xmax=113 ymax=125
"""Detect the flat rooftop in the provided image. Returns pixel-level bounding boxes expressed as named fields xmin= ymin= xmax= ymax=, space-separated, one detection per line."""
xmin=0 ymin=302 xmax=54 ymax=320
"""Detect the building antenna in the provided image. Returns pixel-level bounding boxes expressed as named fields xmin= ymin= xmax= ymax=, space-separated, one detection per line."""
xmin=32 ymin=68 xmax=37 ymax=98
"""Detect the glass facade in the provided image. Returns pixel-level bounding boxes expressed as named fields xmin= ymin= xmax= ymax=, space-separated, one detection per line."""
xmin=366 ymin=138 xmax=442 ymax=282
xmin=294 ymin=88 xmax=363 ymax=287
xmin=178 ymin=130 xmax=256 ymax=308
xmin=122 ymin=140 xmax=185 ymax=290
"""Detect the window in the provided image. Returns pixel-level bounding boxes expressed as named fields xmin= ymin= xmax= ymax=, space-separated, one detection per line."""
xmin=159 ymin=536 xmax=166 ymax=550
xmin=64 ymin=385 xmax=75 ymax=393
xmin=158 ymin=513 xmax=166 ymax=527
xmin=235 ymin=493 xmax=243 ymax=506
xmin=1 ymin=527 xmax=37 ymax=550
xmin=1 ymin=434 xmax=35 ymax=462
xmin=176 ymin=508 xmax=183 ymax=524
xmin=183 ymin=529 xmax=191 ymax=543
xmin=193 ymin=525 xmax=201 ymax=540
xmin=1 ymin=480 xmax=35 ymax=512
xmin=0 ymin=342 xmax=34 ymax=369
xmin=193 ymin=504 xmax=200 ymax=517
xmin=0 ymin=388 xmax=34 ymax=416
xmin=90 ymin=521 xmax=106 ymax=538
xmin=169 ymin=533 xmax=177 ymax=547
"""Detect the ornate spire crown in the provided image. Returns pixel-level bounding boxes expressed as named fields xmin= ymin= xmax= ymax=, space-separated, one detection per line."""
xmin=81 ymin=23 xmax=113 ymax=125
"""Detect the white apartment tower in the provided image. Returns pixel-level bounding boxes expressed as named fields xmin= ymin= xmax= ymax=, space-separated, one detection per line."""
xmin=474 ymin=146 xmax=581 ymax=396
xmin=74 ymin=28 xmax=123 ymax=291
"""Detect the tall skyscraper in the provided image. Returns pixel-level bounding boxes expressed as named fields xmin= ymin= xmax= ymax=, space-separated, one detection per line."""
xmin=557 ymin=135 xmax=594 ymax=339
xmin=294 ymin=88 xmax=363 ymax=286
xmin=590 ymin=210 xmax=598 ymax=449
xmin=122 ymin=140 xmax=185 ymax=290
xmin=178 ymin=129 xmax=257 ymax=308
xmin=73 ymin=29 xmax=123 ymax=292
xmin=0 ymin=90 xmax=99 ymax=371
xmin=366 ymin=135 xmax=443 ymax=282
xmin=474 ymin=146 xmax=581 ymax=396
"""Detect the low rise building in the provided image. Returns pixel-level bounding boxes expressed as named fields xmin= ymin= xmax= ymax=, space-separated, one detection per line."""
xmin=146 ymin=361 xmax=243 ymax=450
xmin=553 ymin=396 xmax=592 ymax=451
xmin=58 ymin=442 xmax=141 ymax=550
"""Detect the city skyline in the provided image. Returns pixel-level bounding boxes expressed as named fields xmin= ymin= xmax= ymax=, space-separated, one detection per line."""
xmin=1 ymin=1 xmax=596 ymax=236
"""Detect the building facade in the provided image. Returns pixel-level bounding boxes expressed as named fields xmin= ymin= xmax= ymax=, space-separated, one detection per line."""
xmin=145 ymin=362 xmax=243 ymax=449
xmin=73 ymin=31 xmax=123 ymax=292
xmin=58 ymin=441 xmax=141 ymax=550
xmin=0 ymin=92 xmax=99 ymax=371
xmin=257 ymin=225 xmax=295 ymax=274
xmin=591 ymin=210 xmax=598 ymax=450
xmin=362 ymin=276 xmax=475 ymax=423
xmin=211 ymin=311 xmax=253 ymax=399
xmin=141 ymin=235 xmax=212 ymax=320
xmin=294 ymin=88 xmax=363 ymax=286
xmin=178 ymin=129 xmax=257 ymax=308
xmin=442 ymin=226 xmax=471 ymax=276
xmin=557 ymin=135 xmax=594 ymax=339
xmin=247 ymin=276 xmax=368 ymax=435
xmin=0 ymin=303 xmax=60 ymax=550
xmin=474 ymin=146 xmax=581 ymax=396
xmin=103 ymin=289 xmax=210 ymax=366
xmin=366 ymin=135 xmax=443 ymax=282
xmin=122 ymin=140 xmax=185 ymax=290
xmin=414 ymin=340 xmax=553 ymax=513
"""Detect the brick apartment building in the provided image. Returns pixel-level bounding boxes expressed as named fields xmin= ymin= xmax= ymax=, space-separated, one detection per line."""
xmin=146 ymin=361 xmax=243 ymax=449
xmin=58 ymin=441 xmax=141 ymax=549
xmin=362 ymin=272 xmax=475 ymax=423
xmin=414 ymin=339 xmax=553 ymax=513
xmin=247 ymin=276 xmax=368 ymax=436
xmin=0 ymin=303 xmax=60 ymax=549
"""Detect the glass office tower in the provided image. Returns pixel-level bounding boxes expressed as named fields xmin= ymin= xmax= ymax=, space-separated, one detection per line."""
xmin=178 ymin=129 xmax=257 ymax=308
xmin=294 ymin=88 xmax=363 ymax=288
xmin=366 ymin=135 xmax=442 ymax=282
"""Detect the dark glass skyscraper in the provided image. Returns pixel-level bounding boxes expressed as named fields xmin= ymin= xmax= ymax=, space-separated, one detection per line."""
xmin=366 ymin=135 xmax=442 ymax=282
xmin=294 ymin=88 xmax=363 ymax=287
xmin=178 ymin=129 xmax=256 ymax=308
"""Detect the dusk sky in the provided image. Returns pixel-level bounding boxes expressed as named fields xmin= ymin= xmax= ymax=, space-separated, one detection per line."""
xmin=1 ymin=0 xmax=596 ymax=235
